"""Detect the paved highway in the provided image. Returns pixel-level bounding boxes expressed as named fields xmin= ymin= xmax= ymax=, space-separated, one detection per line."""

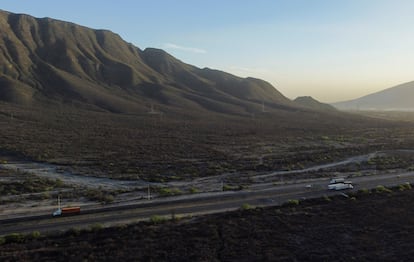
xmin=1 ymin=171 xmax=414 ymax=236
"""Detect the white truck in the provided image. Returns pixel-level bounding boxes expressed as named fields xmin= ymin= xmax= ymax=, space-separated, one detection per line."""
xmin=328 ymin=183 xmax=353 ymax=190
xmin=330 ymin=178 xmax=345 ymax=184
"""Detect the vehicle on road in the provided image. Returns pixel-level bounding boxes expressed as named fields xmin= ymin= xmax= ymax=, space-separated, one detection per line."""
xmin=330 ymin=178 xmax=345 ymax=184
xmin=328 ymin=183 xmax=353 ymax=190
xmin=52 ymin=195 xmax=81 ymax=216
xmin=53 ymin=207 xmax=81 ymax=216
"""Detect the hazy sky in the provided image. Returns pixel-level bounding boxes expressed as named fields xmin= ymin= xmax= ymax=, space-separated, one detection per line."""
xmin=1 ymin=0 xmax=413 ymax=102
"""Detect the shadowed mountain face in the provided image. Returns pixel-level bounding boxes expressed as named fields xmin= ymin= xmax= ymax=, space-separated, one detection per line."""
xmin=0 ymin=10 xmax=296 ymax=115
xmin=333 ymin=81 xmax=414 ymax=111
xmin=293 ymin=96 xmax=337 ymax=112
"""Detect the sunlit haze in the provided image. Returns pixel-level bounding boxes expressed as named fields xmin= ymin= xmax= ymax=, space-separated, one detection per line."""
xmin=1 ymin=0 xmax=413 ymax=102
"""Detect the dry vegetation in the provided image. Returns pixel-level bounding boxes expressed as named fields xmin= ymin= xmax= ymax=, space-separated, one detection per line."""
xmin=1 ymin=103 xmax=414 ymax=261
xmin=1 ymin=103 xmax=413 ymax=183
xmin=0 ymin=169 xmax=66 ymax=203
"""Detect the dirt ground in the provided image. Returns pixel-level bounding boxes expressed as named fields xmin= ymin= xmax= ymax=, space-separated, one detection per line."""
xmin=1 ymin=186 xmax=413 ymax=261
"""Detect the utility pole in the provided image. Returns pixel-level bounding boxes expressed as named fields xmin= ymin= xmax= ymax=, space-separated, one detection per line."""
xmin=147 ymin=184 xmax=151 ymax=200
xmin=57 ymin=195 xmax=61 ymax=209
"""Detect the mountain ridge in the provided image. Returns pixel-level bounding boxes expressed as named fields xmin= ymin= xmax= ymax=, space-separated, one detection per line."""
xmin=294 ymin=96 xmax=337 ymax=111
xmin=333 ymin=81 xmax=414 ymax=111
xmin=0 ymin=9 xmax=298 ymax=116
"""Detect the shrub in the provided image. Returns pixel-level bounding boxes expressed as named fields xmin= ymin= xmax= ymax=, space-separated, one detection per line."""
xmin=287 ymin=199 xmax=300 ymax=206
xmin=0 ymin=236 xmax=5 ymax=245
xmin=399 ymin=182 xmax=412 ymax=191
xmin=359 ymin=188 xmax=371 ymax=194
xmin=353 ymin=172 xmax=362 ymax=177
xmin=103 ymin=194 xmax=115 ymax=203
xmin=222 ymin=184 xmax=234 ymax=191
xmin=376 ymin=185 xmax=392 ymax=194
xmin=223 ymin=184 xmax=244 ymax=191
xmin=30 ymin=231 xmax=41 ymax=239
xmin=41 ymin=192 xmax=50 ymax=200
xmin=54 ymin=179 xmax=64 ymax=187
xmin=158 ymin=187 xmax=182 ymax=196
xmin=172 ymin=214 xmax=183 ymax=222
xmin=241 ymin=203 xmax=254 ymax=210
xmin=150 ymin=215 xmax=166 ymax=224
xmin=189 ymin=187 xmax=199 ymax=194
xmin=5 ymin=233 xmax=24 ymax=243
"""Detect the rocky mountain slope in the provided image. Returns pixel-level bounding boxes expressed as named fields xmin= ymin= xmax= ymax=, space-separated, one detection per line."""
xmin=0 ymin=10 xmax=296 ymax=116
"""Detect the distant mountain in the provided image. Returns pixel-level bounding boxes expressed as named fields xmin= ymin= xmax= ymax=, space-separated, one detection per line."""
xmin=293 ymin=96 xmax=337 ymax=111
xmin=333 ymin=81 xmax=414 ymax=111
xmin=0 ymin=9 xmax=297 ymax=115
